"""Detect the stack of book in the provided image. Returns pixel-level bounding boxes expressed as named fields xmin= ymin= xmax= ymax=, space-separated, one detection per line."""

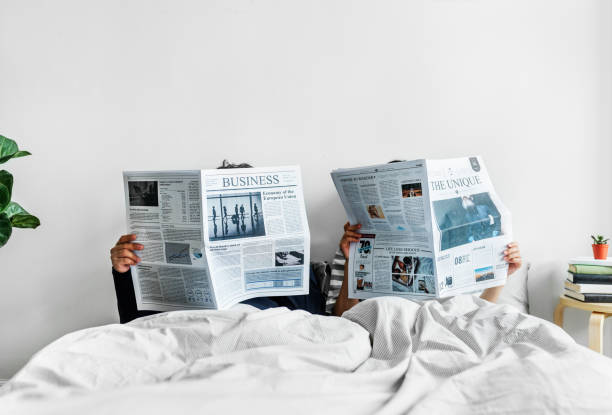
xmin=565 ymin=257 xmax=612 ymax=302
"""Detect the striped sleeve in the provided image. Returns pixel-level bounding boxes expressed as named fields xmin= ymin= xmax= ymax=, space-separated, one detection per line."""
xmin=325 ymin=250 xmax=346 ymax=315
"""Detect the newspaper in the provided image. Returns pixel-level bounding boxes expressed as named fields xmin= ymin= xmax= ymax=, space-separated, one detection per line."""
xmin=331 ymin=156 xmax=512 ymax=300
xmin=123 ymin=166 xmax=310 ymax=310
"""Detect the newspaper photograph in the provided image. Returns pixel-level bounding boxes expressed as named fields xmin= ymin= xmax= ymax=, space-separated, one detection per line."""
xmin=123 ymin=166 xmax=310 ymax=311
xmin=331 ymin=156 xmax=512 ymax=301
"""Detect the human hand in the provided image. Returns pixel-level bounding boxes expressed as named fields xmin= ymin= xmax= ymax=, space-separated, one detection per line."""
xmin=110 ymin=234 xmax=143 ymax=273
xmin=339 ymin=222 xmax=362 ymax=258
xmin=504 ymin=242 xmax=522 ymax=276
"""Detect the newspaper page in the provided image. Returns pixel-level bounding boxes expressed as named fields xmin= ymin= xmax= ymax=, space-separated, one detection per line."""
xmin=331 ymin=160 xmax=438 ymax=301
xmin=202 ymin=166 xmax=310 ymax=309
xmin=123 ymin=171 xmax=217 ymax=311
xmin=427 ymin=156 xmax=512 ymax=297
xmin=331 ymin=156 xmax=512 ymax=301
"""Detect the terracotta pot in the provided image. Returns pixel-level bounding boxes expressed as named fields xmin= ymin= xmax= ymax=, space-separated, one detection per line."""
xmin=592 ymin=244 xmax=609 ymax=260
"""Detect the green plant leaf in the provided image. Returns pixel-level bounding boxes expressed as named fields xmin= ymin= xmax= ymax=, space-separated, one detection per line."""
xmin=12 ymin=150 xmax=32 ymax=158
xmin=10 ymin=213 xmax=40 ymax=229
xmin=0 ymin=135 xmax=18 ymax=156
xmin=591 ymin=234 xmax=609 ymax=244
xmin=0 ymin=212 xmax=12 ymax=247
xmin=0 ymin=170 xmax=13 ymax=194
xmin=0 ymin=170 xmax=13 ymax=212
xmin=0 ymin=183 xmax=9 ymax=212
xmin=0 ymin=155 xmax=15 ymax=164
xmin=1 ymin=201 xmax=27 ymax=218
xmin=0 ymin=135 xmax=30 ymax=164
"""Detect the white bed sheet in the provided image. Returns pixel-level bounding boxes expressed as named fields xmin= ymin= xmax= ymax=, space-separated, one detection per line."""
xmin=1 ymin=296 xmax=612 ymax=414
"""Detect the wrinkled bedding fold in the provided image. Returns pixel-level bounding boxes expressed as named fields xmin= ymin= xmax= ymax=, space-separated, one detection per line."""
xmin=2 ymin=296 xmax=612 ymax=414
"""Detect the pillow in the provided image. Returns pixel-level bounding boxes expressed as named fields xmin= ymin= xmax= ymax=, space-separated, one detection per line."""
xmin=496 ymin=262 xmax=530 ymax=314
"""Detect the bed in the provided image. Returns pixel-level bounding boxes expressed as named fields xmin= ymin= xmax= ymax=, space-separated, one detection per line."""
xmin=2 ymin=294 xmax=612 ymax=414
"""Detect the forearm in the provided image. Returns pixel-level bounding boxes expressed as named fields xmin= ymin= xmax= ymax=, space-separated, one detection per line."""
xmin=480 ymin=285 xmax=503 ymax=303
xmin=112 ymin=268 xmax=158 ymax=323
xmin=333 ymin=261 xmax=359 ymax=316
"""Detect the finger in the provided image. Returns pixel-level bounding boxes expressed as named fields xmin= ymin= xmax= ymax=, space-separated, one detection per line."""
xmin=112 ymin=249 xmax=141 ymax=262
xmin=507 ymin=242 xmax=518 ymax=248
xmin=504 ymin=254 xmax=522 ymax=263
xmin=116 ymin=258 xmax=137 ymax=267
xmin=507 ymin=243 xmax=520 ymax=251
xmin=344 ymin=231 xmax=362 ymax=239
xmin=340 ymin=235 xmax=361 ymax=244
xmin=341 ymin=239 xmax=360 ymax=247
xmin=507 ymin=251 xmax=520 ymax=259
xmin=506 ymin=253 xmax=522 ymax=262
xmin=344 ymin=222 xmax=350 ymax=231
xmin=507 ymin=245 xmax=520 ymax=252
xmin=117 ymin=234 xmax=137 ymax=244
xmin=111 ymin=254 xmax=141 ymax=264
xmin=503 ymin=249 xmax=520 ymax=257
xmin=347 ymin=224 xmax=362 ymax=232
xmin=116 ymin=242 xmax=144 ymax=251
xmin=111 ymin=244 xmax=143 ymax=256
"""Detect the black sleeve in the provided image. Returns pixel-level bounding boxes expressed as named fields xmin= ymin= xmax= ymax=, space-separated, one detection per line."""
xmin=112 ymin=268 xmax=160 ymax=323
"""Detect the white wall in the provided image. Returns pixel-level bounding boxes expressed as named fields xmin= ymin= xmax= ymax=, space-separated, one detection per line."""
xmin=0 ymin=0 xmax=610 ymax=379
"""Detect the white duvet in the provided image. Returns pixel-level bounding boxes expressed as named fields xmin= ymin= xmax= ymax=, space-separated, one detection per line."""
xmin=2 ymin=296 xmax=612 ymax=414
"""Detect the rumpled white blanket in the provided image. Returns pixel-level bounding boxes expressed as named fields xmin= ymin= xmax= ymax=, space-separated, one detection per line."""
xmin=2 ymin=296 xmax=612 ymax=414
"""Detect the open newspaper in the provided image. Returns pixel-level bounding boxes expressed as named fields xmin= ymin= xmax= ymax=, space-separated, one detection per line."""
xmin=331 ymin=156 xmax=512 ymax=300
xmin=123 ymin=166 xmax=310 ymax=310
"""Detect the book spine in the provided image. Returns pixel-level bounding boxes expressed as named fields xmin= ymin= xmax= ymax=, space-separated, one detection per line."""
xmin=565 ymin=289 xmax=612 ymax=302
xmin=564 ymin=289 xmax=584 ymax=301
xmin=581 ymin=294 xmax=612 ymax=303
xmin=565 ymin=280 xmax=612 ymax=294
xmin=565 ymin=280 xmax=580 ymax=292
xmin=569 ymin=264 xmax=612 ymax=275
xmin=567 ymin=273 xmax=612 ymax=284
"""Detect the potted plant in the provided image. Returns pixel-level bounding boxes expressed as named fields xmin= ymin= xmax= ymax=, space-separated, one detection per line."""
xmin=0 ymin=134 xmax=40 ymax=247
xmin=591 ymin=235 xmax=609 ymax=260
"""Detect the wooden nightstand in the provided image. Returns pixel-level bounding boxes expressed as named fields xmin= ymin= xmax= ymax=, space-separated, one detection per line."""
xmin=554 ymin=295 xmax=612 ymax=353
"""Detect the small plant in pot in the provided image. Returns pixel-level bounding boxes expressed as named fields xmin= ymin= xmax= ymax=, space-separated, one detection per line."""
xmin=591 ymin=235 xmax=609 ymax=260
